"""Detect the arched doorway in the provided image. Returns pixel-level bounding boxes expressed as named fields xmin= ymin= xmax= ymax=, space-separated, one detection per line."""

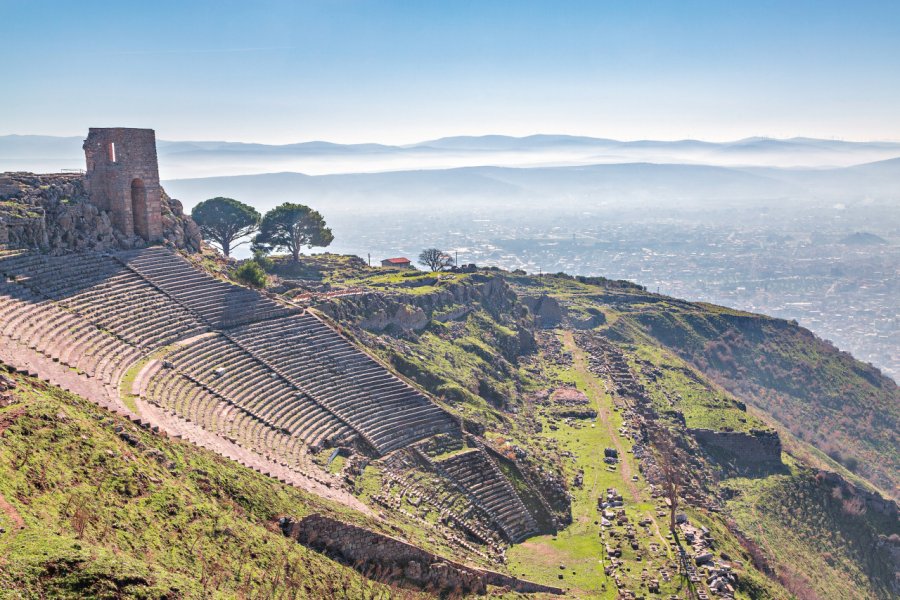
xmin=130 ymin=179 xmax=149 ymax=239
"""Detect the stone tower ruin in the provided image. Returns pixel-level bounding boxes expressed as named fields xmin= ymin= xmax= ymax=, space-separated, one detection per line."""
xmin=83 ymin=128 xmax=162 ymax=241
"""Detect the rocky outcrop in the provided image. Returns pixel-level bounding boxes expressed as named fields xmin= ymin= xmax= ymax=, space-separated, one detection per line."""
xmin=816 ymin=470 xmax=898 ymax=518
xmin=521 ymin=294 xmax=563 ymax=328
xmin=159 ymin=190 xmax=202 ymax=252
xmin=280 ymin=513 xmax=563 ymax=595
xmin=0 ymin=172 xmax=201 ymax=254
xmin=321 ymin=293 xmax=429 ymax=332
xmin=320 ymin=275 xmax=531 ymax=337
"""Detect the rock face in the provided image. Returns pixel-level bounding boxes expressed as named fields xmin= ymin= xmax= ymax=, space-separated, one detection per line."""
xmin=817 ymin=470 xmax=898 ymax=518
xmin=359 ymin=302 xmax=429 ymax=332
xmin=0 ymin=172 xmax=201 ymax=254
xmin=321 ymin=275 xmax=532 ymax=336
xmin=521 ymin=295 xmax=563 ymax=328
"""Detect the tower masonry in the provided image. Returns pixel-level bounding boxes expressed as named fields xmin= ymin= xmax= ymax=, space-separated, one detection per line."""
xmin=83 ymin=128 xmax=163 ymax=241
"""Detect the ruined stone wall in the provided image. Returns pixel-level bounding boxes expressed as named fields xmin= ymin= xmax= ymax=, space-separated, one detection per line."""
xmin=83 ymin=128 xmax=162 ymax=241
xmin=817 ymin=470 xmax=898 ymax=518
xmin=688 ymin=428 xmax=782 ymax=465
xmin=282 ymin=513 xmax=563 ymax=595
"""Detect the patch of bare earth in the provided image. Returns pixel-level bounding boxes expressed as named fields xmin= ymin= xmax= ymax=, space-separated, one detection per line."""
xmin=0 ymin=492 xmax=25 ymax=531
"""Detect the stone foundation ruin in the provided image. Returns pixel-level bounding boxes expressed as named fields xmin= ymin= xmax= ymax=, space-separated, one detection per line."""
xmin=281 ymin=513 xmax=563 ymax=596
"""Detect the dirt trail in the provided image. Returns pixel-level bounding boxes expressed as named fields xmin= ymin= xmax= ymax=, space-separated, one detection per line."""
xmin=561 ymin=331 xmax=639 ymax=501
xmin=562 ymin=332 xmax=677 ymax=564
xmin=0 ymin=492 xmax=25 ymax=531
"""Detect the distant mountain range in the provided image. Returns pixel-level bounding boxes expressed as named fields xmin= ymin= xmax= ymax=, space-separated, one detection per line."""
xmin=161 ymin=158 xmax=900 ymax=215
xmin=2 ymin=133 xmax=900 ymax=180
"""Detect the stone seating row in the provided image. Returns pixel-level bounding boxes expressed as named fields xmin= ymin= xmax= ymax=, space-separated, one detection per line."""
xmin=437 ymin=449 xmax=538 ymax=543
xmin=0 ymin=250 xmax=205 ymax=351
xmin=115 ymin=248 xmax=459 ymax=455
xmin=380 ymin=452 xmax=505 ymax=555
xmin=1 ymin=248 xmax=457 ymax=458
xmin=144 ymin=370 xmax=311 ymax=470
xmin=0 ymin=280 xmax=141 ymax=386
xmin=161 ymin=333 xmax=355 ymax=450
xmin=0 ymin=251 xmax=124 ymax=298
xmin=229 ymin=315 xmax=459 ymax=454
xmin=118 ymin=247 xmax=296 ymax=328
xmin=57 ymin=272 xmax=207 ymax=349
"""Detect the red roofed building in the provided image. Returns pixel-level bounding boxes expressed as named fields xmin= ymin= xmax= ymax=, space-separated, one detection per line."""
xmin=381 ymin=257 xmax=412 ymax=268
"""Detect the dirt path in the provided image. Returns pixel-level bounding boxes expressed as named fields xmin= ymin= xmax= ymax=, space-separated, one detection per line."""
xmin=562 ymin=331 xmax=673 ymax=559
xmin=0 ymin=492 xmax=25 ymax=531
xmin=561 ymin=331 xmax=639 ymax=501
xmin=0 ymin=337 xmax=133 ymax=419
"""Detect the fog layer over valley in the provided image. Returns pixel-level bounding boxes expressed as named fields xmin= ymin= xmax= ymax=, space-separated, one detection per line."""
xmin=5 ymin=134 xmax=900 ymax=178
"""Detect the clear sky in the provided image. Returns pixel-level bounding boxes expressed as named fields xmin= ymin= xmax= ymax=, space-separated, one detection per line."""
xmin=3 ymin=0 xmax=899 ymax=144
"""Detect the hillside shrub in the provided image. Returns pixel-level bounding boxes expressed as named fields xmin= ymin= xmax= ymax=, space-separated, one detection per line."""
xmin=252 ymin=248 xmax=274 ymax=272
xmin=233 ymin=261 xmax=268 ymax=288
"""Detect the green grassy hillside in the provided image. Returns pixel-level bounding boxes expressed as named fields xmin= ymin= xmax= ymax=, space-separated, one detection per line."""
xmin=626 ymin=304 xmax=899 ymax=496
xmin=0 ymin=369 xmax=420 ymax=600
xmin=11 ymin=250 xmax=891 ymax=599
xmin=287 ymin=257 xmax=899 ymax=599
xmin=723 ymin=460 xmax=899 ymax=600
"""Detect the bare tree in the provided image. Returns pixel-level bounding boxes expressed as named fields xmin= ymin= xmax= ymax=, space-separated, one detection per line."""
xmin=651 ymin=429 xmax=682 ymax=534
xmin=418 ymin=248 xmax=454 ymax=271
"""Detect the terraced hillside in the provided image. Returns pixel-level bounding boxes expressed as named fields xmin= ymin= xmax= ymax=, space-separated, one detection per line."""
xmin=3 ymin=241 xmax=897 ymax=599
xmin=0 ymin=247 xmax=456 ymax=456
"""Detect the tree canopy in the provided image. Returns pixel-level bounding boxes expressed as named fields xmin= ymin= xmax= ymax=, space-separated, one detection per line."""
xmin=253 ymin=203 xmax=334 ymax=262
xmin=418 ymin=248 xmax=454 ymax=271
xmin=191 ymin=197 xmax=260 ymax=257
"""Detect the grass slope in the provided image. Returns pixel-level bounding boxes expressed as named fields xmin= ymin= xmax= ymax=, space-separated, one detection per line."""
xmin=0 ymin=370 xmax=420 ymax=600
xmin=723 ymin=459 xmax=899 ymax=600
xmin=629 ymin=305 xmax=899 ymax=496
xmin=505 ymin=332 xmax=785 ymax=599
xmin=237 ymin=253 xmax=898 ymax=599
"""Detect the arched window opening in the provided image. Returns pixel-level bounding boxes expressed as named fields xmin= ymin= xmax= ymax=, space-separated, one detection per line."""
xmin=108 ymin=142 xmax=117 ymax=163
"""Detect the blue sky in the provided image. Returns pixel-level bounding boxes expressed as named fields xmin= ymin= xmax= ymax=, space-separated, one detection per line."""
xmin=3 ymin=0 xmax=899 ymax=143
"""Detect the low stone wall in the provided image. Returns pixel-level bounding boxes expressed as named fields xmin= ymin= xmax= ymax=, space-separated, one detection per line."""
xmin=688 ymin=428 xmax=782 ymax=465
xmin=281 ymin=514 xmax=563 ymax=596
